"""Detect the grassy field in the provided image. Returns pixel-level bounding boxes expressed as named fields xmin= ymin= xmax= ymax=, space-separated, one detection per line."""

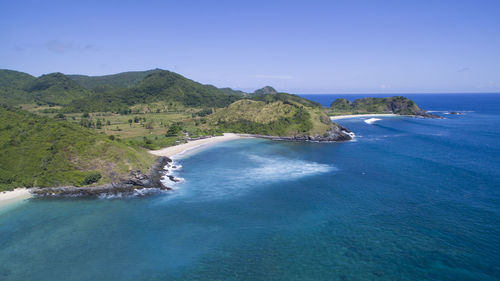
xmin=19 ymin=104 xmax=223 ymax=150
xmin=18 ymin=98 xmax=334 ymax=150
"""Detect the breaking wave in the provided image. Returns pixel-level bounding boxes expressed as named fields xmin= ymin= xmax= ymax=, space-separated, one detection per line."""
xmin=245 ymin=154 xmax=336 ymax=182
xmin=364 ymin=118 xmax=382 ymax=124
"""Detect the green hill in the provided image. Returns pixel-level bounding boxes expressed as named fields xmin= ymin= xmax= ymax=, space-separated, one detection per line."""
xmin=0 ymin=69 xmax=35 ymax=105
xmin=219 ymin=87 xmax=247 ymax=96
xmin=253 ymin=86 xmax=278 ymax=95
xmin=204 ymin=99 xmax=350 ymax=140
xmin=64 ymin=70 xmax=241 ymax=112
xmin=0 ymin=105 xmax=154 ymax=191
xmin=26 ymin=72 xmax=91 ymax=105
xmin=250 ymin=89 xmax=322 ymax=108
xmin=328 ymin=96 xmax=439 ymax=117
xmin=0 ymin=70 xmax=91 ymax=106
xmin=0 ymin=69 xmax=35 ymax=89
xmin=68 ymin=69 xmax=163 ymax=89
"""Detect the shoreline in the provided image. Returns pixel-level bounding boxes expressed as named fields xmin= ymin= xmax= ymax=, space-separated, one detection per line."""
xmin=0 ymin=188 xmax=32 ymax=209
xmin=329 ymin=113 xmax=397 ymax=120
xmin=3 ymin=131 xmax=347 ymax=202
xmin=149 ymin=133 xmax=249 ymax=158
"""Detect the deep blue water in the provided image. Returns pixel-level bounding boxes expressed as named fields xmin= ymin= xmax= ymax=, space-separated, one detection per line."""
xmin=1 ymin=94 xmax=500 ymax=280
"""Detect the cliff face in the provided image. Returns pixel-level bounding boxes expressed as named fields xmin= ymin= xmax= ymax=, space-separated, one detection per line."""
xmin=329 ymin=96 xmax=441 ymax=118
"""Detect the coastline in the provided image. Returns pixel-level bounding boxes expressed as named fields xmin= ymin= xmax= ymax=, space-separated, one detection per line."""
xmin=329 ymin=113 xmax=397 ymax=120
xmin=0 ymin=188 xmax=32 ymax=209
xmin=149 ymin=133 xmax=249 ymax=158
xmin=5 ymin=131 xmax=348 ymax=201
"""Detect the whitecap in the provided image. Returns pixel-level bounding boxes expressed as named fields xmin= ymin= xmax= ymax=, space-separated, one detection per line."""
xmin=364 ymin=118 xmax=381 ymax=124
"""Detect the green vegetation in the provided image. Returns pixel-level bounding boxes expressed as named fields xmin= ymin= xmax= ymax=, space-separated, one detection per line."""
xmin=0 ymin=69 xmax=36 ymax=105
xmin=251 ymin=88 xmax=322 ymax=108
xmin=0 ymin=70 xmax=91 ymax=106
xmin=252 ymin=86 xmax=278 ymax=95
xmin=64 ymin=70 xmax=241 ymax=113
xmin=0 ymin=68 xmax=352 ymax=191
xmin=203 ymin=99 xmax=331 ymax=136
xmin=219 ymin=87 xmax=247 ymax=96
xmin=0 ymin=105 xmax=154 ymax=191
xmin=27 ymin=73 xmax=91 ymax=105
xmin=328 ymin=96 xmax=424 ymax=116
xmin=68 ymin=69 xmax=163 ymax=89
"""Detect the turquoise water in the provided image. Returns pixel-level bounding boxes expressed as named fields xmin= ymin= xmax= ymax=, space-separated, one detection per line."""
xmin=1 ymin=94 xmax=500 ymax=280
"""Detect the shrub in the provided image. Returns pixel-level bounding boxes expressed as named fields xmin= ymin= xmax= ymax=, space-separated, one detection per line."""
xmin=166 ymin=123 xmax=182 ymax=137
xmin=54 ymin=113 xmax=66 ymax=119
xmin=82 ymin=172 xmax=102 ymax=185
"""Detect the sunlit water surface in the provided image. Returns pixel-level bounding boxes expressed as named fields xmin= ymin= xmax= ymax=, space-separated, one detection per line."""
xmin=1 ymin=94 xmax=499 ymax=280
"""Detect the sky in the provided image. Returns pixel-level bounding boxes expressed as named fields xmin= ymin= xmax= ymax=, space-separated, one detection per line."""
xmin=1 ymin=0 xmax=499 ymax=94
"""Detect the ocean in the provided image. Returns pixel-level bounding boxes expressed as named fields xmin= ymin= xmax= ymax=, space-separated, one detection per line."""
xmin=1 ymin=94 xmax=499 ymax=280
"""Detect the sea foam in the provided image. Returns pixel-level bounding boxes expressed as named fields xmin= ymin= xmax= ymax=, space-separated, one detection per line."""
xmin=246 ymin=154 xmax=336 ymax=182
xmin=364 ymin=118 xmax=382 ymax=124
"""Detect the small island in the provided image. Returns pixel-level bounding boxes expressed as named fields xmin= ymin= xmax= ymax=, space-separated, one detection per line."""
xmin=327 ymin=96 xmax=441 ymax=119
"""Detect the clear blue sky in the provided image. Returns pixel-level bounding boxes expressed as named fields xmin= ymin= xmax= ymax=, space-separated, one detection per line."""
xmin=1 ymin=0 xmax=499 ymax=93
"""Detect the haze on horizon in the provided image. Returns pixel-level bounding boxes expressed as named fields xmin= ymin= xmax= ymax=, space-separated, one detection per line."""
xmin=1 ymin=0 xmax=499 ymax=94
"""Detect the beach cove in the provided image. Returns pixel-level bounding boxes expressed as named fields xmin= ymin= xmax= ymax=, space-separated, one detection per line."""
xmin=1 ymin=94 xmax=499 ymax=280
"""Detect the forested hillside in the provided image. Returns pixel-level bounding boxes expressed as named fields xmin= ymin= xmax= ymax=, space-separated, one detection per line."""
xmin=0 ymin=69 xmax=35 ymax=105
xmin=68 ymin=69 xmax=162 ymax=89
xmin=64 ymin=70 xmax=242 ymax=112
xmin=0 ymin=105 xmax=154 ymax=191
xmin=328 ymin=96 xmax=439 ymax=117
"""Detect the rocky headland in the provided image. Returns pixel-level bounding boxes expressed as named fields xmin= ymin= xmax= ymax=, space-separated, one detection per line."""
xmin=30 ymin=156 xmax=177 ymax=197
xmin=240 ymin=123 xmax=353 ymax=142
xmin=328 ymin=96 xmax=442 ymax=119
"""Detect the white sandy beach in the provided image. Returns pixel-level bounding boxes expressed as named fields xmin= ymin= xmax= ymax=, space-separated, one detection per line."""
xmin=330 ymin=113 xmax=397 ymax=120
xmin=149 ymin=133 xmax=248 ymax=158
xmin=0 ymin=188 xmax=32 ymax=208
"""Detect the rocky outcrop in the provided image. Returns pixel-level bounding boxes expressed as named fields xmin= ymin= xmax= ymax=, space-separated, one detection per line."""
xmin=329 ymin=96 xmax=443 ymax=119
xmin=239 ymin=124 xmax=353 ymax=142
xmin=30 ymin=156 xmax=173 ymax=197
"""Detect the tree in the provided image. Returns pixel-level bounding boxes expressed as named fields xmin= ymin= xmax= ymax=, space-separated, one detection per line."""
xmin=54 ymin=113 xmax=66 ymax=120
xmin=166 ymin=123 xmax=182 ymax=137
xmin=82 ymin=172 xmax=101 ymax=185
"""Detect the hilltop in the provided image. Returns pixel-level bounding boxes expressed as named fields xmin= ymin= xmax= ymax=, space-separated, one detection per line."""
xmin=0 ymin=69 xmax=90 ymax=106
xmin=67 ymin=69 xmax=163 ymax=89
xmin=0 ymin=69 xmax=35 ymax=105
xmin=204 ymin=99 xmax=352 ymax=141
